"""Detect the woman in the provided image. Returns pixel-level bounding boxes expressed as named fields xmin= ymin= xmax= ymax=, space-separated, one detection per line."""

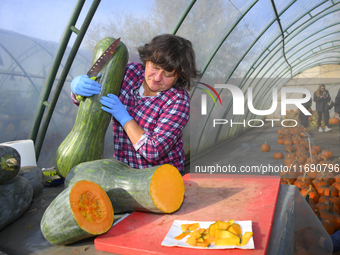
xmin=70 ymin=34 xmax=200 ymax=173
xmin=313 ymin=84 xmax=332 ymax=132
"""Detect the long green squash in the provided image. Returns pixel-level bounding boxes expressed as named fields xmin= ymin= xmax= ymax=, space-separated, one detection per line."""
xmin=64 ymin=159 xmax=185 ymax=214
xmin=0 ymin=145 xmax=21 ymax=183
xmin=55 ymin=37 xmax=129 ymax=178
xmin=41 ymin=180 xmax=114 ymax=245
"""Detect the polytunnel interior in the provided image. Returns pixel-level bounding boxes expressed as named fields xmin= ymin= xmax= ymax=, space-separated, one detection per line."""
xmin=1 ymin=0 xmax=340 ymax=254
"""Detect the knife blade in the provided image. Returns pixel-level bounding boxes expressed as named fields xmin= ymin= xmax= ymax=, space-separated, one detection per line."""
xmin=87 ymin=37 xmax=121 ymax=79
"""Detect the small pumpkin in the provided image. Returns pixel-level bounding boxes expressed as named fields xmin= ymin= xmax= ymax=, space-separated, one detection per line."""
xmin=300 ymin=185 xmax=319 ymax=203
xmin=285 ymin=145 xmax=295 ymax=153
xmin=277 ymin=138 xmax=285 ymax=145
xmin=260 ymin=141 xmax=271 ymax=152
xmin=273 ymin=150 xmax=284 ymax=160
xmin=316 ymin=200 xmax=340 ymax=214
xmin=319 ymin=190 xmax=340 ymax=208
xmin=322 ymin=149 xmax=333 ymax=160
xmin=329 ymin=118 xmax=339 ymax=125
xmin=294 ymin=175 xmax=312 ymax=190
xmin=316 ymin=208 xmax=335 ymax=235
xmin=316 ymin=179 xmax=338 ymax=197
xmin=319 ymin=201 xmax=340 ymax=230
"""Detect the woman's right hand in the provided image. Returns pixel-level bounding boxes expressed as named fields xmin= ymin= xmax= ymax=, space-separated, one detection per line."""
xmin=70 ymin=75 xmax=101 ymax=97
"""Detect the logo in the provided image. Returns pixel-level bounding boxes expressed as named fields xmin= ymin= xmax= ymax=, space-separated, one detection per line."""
xmin=196 ymin=82 xmax=222 ymax=115
xmin=198 ymin=83 xmax=312 ymax=128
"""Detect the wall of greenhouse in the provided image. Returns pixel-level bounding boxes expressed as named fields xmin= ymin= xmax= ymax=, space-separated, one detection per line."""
xmin=1 ymin=0 xmax=340 ymax=168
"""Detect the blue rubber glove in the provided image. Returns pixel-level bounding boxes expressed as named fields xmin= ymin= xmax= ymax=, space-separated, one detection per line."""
xmin=100 ymin=94 xmax=133 ymax=126
xmin=70 ymin=75 xmax=101 ymax=97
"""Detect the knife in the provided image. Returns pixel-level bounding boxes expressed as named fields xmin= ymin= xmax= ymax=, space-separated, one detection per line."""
xmin=76 ymin=37 xmax=121 ymax=101
xmin=87 ymin=37 xmax=121 ymax=79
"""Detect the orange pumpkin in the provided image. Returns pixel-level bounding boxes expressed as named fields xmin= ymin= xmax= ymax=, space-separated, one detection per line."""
xmin=316 ymin=209 xmax=335 ymax=235
xmin=316 ymin=180 xmax=338 ymax=197
xmin=329 ymin=118 xmax=339 ymax=125
xmin=273 ymin=150 xmax=284 ymax=160
xmin=260 ymin=141 xmax=271 ymax=152
xmin=319 ymin=201 xmax=340 ymax=230
xmin=322 ymin=149 xmax=333 ymax=159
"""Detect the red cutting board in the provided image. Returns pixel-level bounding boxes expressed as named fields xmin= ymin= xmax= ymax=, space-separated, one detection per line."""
xmin=95 ymin=174 xmax=280 ymax=254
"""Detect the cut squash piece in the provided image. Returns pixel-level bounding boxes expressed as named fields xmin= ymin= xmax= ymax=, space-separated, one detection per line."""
xmin=238 ymin=232 xmax=253 ymax=246
xmin=227 ymin=223 xmax=242 ymax=237
xmin=215 ymin=235 xmax=241 ymax=246
xmin=174 ymin=232 xmax=190 ymax=240
xmin=208 ymin=222 xmax=216 ymax=237
xmin=41 ymin=180 xmax=114 ymax=245
xmin=181 ymin=224 xmax=190 ymax=232
xmin=215 ymin=220 xmax=230 ymax=230
xmin=65 ymin=159 xmax=185 ymax=214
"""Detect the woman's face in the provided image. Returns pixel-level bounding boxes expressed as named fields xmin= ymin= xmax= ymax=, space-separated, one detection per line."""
xmin=320 ymin=86 xmax=325 ymax=91
xmin=143 ymin=61 xmax=178 ymax=96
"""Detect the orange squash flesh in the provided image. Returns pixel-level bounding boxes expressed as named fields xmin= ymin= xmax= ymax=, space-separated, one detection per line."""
xmin=148 ymin=164 xmax=184 ymax=213
xmin=70 ymin=180 xmax=113 ymax=235
xmin=41 ymin=180 xmax=114 ymax=245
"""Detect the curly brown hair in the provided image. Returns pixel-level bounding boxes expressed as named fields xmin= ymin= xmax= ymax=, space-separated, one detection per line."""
xmin=138 ymin=34 xmax=201 ymax=90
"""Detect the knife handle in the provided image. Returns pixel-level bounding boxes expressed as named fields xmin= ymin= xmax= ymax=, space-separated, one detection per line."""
xmin=76 ymin=76 xmax=99 ymax=101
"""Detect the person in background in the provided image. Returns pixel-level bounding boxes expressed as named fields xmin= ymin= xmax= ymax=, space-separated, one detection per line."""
xmin=313 ymin=84 xmax=332 ymax=132
xmin=298 ymin=93 xmax=312 ymax=128
xmin=334 ymin=88 xmax=340 ymax=117
xmin=70 ymin=34 xmax=201 ymax=173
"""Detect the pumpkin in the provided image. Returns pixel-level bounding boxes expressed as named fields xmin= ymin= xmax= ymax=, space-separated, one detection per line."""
xmin=0 ymin=145 xmax=21 ymax=183
xmin=316 ymin=200 xmax=340 ymax=214
xmin=300 ymin=185 xmax=319 ymax=203
xmin=280 ymin=172 xmax=296 ymax=184
xmin=318 ymin=190 xmax=340 ymax=208
xmin=316 ymin=209 xmax=335 ymax=235
xmin=0 ymin=176 xmax=33 ymax=231
xmin=285 ymin=145 xmax=295 ymax=152
xmin=294 ymin=175 xmax=312 ymax=190
xmin=273 ymin=150 xmax=284 ymax=160
xmin=54 ymin=37 xmax=129 ymax=178
xmin=321 ymin=149 xmax=333 ymax=160
xmin=40 ymin=180 xmax=114 ymax=245
xmin=277 ymin=138 xmax=285 ymax=145
xmin=284 ymin=139 xmax=293 ymax=145
xmin=260 ymin=141 xmax=270 ymax=152
xmin=319 ymin=201 xmax=340 ymax=230
xmin=329 ymin=118 xmax=339 ymax=125
xmin=332 ymin=182 xmax=340 ymax=193
xmin=64 ymin=159 xmax=185 ymax=214
xmin=334 ymin=174 xmax=340 ymax=183
xmin=296 ymin=174 xmax=313 ymax=182
xmin=316 ymin=179 xmax=338 ymax=197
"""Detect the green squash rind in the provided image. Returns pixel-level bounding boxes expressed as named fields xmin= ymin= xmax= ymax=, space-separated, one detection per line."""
xmin=40 ymin=183 xmax=92 ymax=245
xmin=18 ymin=166 xmax=44 ymax=198
xmin=64 ymin=159 xmax=174 ymax=214
xmin=0 ymin=175 xmax=33 ymax=231
xmin=54 ymin=38 xmax=129 ymax=179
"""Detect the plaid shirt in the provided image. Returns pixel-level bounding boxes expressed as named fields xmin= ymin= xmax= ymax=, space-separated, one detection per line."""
xmin=72 ymin=62 xmax=190 ymax=172
xmin=114 ymin=62 xmax=190 ymax=172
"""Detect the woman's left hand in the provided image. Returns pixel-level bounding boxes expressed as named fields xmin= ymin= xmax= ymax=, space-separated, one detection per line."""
xmin=100 ymin=94 xmax=133 ymax=126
